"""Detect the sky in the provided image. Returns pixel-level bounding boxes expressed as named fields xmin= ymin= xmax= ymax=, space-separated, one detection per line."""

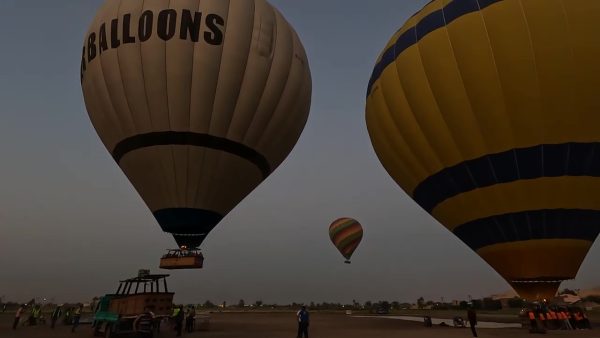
xmin=0 ymin=0 xmax=599 ymax=306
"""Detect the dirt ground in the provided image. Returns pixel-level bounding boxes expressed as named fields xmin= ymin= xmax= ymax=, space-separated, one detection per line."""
xmin=1 ymin=312 xmax=599 ymax=338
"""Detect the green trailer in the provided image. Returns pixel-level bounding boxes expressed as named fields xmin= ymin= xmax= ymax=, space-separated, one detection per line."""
xmin=93 ymin=272 xmax=174 ymax=338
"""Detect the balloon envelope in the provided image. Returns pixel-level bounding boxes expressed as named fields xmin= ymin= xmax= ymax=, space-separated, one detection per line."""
xmin=329 ymin=218 xmax=363 ymax=261
xmin=81 ymin=0 xmax=311 ymax=249
xmin=366 ymin=0 xmax=600 ymax=299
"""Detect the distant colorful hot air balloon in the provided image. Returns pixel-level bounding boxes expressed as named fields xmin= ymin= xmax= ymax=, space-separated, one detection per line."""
xmin=366 ymin=0 xmax=600 ymax=299
xmin=329 ymin=218 xmax=363 ymax=264
xmin=81 ymin=0 xmax=311 ymax=266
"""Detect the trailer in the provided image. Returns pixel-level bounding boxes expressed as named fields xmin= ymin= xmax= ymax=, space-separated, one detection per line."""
xmin=93 ymin=271 xmax=174 ymax=338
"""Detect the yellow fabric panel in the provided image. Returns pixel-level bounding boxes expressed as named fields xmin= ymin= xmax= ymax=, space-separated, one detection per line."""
xmin=366 ymin=89 xmax=421 ymax=194
xmin=480 ymin=0 xmax=544 ymax=150
xmin=434 ymin=176 xmax=600 ymax=230
xmin=393 ymin=45 xmax=463 ymax=168
xmin=521 ymin=0 xmax=575 ymax=145
xmin=562 ymin=1 xmax=600 ymax=142
xmin=444 ymin=7 xmax=515 ymax=158
xmin=477 ymin=239 xmax=591 ymax=281
xmin=417 ymin=27 xmax=490 ymax=162
xmin=377 ymin=55 xmax=443 ymax=182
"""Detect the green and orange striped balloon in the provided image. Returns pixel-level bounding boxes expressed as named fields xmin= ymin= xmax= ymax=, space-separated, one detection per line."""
xmin=329 ymin=218 xmax=363 ymax=263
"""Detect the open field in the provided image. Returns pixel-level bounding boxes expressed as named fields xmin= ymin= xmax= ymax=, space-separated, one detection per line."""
xmin=1 ymin=312 xmax=599 ymax=338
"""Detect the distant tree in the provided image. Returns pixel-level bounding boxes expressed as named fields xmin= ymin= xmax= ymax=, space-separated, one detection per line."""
xmin=254 ymin=300 xmax=263 ymax=307
xmin=482 ymin=298 xmax=502 ymax=310
xmin=391 ymin=301 xmax=400 ymax=310
xmin=364 ymin=301 xmax=373 ymax=309
xmin=471 ymin=299 xmax=483 ymax=310
xmin=203 ymin=300 xmax=215 ymax=308
xmin=583 ymin=296 xmax=600 ymax=303
xmin=459 ymin=301 xmax=469 ymax=309
xmin=417 ymin=297 xmax=425 ymax=309
xmin=560 ymin=288 xmax=578 ymax=296
xmin=507 ymin=298 xmax=525 ymax=308
xmin=238 ymin=299 xmax=245 ymax=308
xmin=379 ymin=301 xmax=391 ymax=312
xmin=310 ymin=302 xmax=315 ymax=308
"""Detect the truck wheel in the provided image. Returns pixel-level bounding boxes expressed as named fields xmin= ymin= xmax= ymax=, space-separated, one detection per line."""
xmin=104 ymin=324 xmax=113 ymax=338
xmin=92 ymin=322 xmax=101 ymax=336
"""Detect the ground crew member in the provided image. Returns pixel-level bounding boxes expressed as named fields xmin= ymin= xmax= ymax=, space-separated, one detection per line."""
xmin=528 ymin=311 xmax=538 ymax=330
xmin=296 ymin=306 xmax=310 ymax=338
xmin=172 ymin=305 xmax=184 ymax=336
xmin=30 ymin=305 xmax=41 ymax=326
xmin=51 ymin=305 xmax=62 ymax=329
xmin=558 ymin=310 xmax=573 ymax=330
xmin=185 ymin=306 xmax=196 ymax=332
xmin=13 ymin=305 xmax=24 ymax=330
xmin=467 ymin=307 xmax=477 ymax=337
xmin=71 ymin=304 xmax=83 ymax=332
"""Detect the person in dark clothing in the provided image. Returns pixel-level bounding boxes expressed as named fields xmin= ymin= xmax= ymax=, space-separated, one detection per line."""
xmin=173 ymin=305 xmax=184 ymax=337
xmin=51 ymin=305 xmax=62 ymax=329
xmin=296 ymin=306 xmax=310 ymax=338
xmin=185 ymin=306 xmax=196 ymax=332
xmin=467 ymin=308 xmax=478 ymax=337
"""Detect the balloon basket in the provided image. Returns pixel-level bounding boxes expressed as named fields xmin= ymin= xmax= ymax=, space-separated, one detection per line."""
xmin=344 ymin=260 xmax=351 ymax=264
xmin=159 ymin=249 xmax=204 ymax=270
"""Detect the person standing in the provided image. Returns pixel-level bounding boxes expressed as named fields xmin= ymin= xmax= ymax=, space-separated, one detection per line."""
xmin=71 ymin=304 xmax=83 ymax=333
xmin=467 ymin=307 xmax=478 ymax=337
xmin=296 ymin=306 xmax=310 ymax=338
xmin=13 ymin=305 xmax=24 ymax=330
xmin=185 ymin=306 xmax=196 ymax=332
xmin=172 ymin=305 xmax=184 ymax=337
xmin=31 ymin=305 xmax=41 ymax=326
xmin=51 ymin=305 xmax=63 ymax=329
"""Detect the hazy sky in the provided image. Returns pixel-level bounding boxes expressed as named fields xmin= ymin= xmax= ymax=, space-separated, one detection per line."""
xmin=0 ymin=0 xmax=599 ymax=306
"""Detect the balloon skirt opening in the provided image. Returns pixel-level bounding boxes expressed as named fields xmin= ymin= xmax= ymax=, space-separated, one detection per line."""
xmin=510 ymin=280 xmax=563 ymax=301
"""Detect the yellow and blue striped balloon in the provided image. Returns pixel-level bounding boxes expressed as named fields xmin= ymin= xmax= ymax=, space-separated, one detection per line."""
xmin=366 ymin=0 xmax=600 ymax=300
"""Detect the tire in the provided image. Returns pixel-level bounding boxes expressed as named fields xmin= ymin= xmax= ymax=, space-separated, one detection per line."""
xmin=92 ymin=322 xmax=101 ymax=336
xmin=104 ymin=323 xmax=113 ymax=338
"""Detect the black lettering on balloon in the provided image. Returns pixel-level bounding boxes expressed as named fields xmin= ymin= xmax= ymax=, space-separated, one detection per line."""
xmin=204 ymin=14 xmax=224 ymax=45
xmin=158 ymin=9 xmax=177 ymax=41
xmin=180 ymin=10 xmax=202 ymax=42
xmin=99 ymin=23 xmax=108 ymax=53
xmin=123 ymin=14 xmax=136 ymax=44
xmin=111 ymin=18 xmax=121 ymax=48
xmin=80 ymin=47 xmax=86 ymax=83
xmin=87 ymin=33 xmax=97 ymax=63
xmin=139 ymin=10 xmax=154 ymax=42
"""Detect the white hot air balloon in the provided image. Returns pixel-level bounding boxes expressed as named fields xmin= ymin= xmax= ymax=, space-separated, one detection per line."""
xmin=81 ymin=0 xmax=312 ymax=268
